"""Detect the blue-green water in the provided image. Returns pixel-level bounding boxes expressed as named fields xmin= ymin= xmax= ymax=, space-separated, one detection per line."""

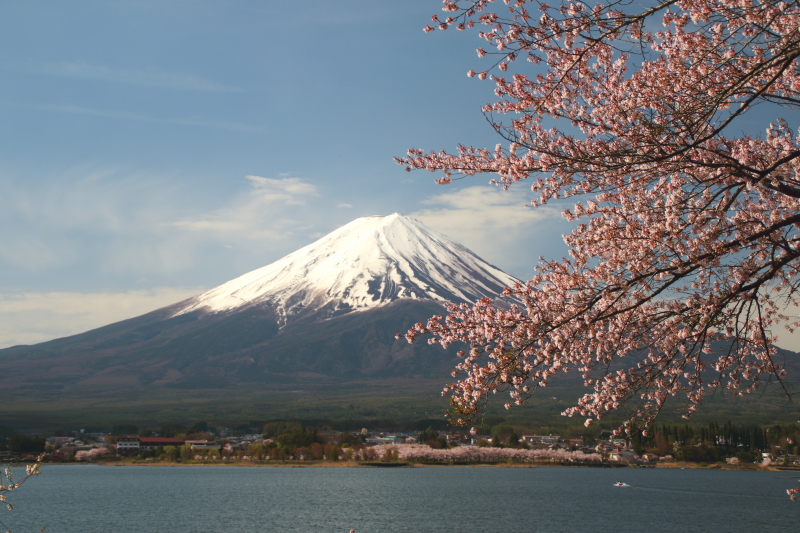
xmin=3 ymin=465 xmax=798 ymax=532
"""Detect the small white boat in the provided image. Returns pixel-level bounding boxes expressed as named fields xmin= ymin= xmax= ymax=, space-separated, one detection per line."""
xmin=614 ymin=481 xmax=628 ymax=487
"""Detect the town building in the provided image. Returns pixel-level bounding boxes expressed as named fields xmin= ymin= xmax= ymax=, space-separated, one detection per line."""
xmin=186 ymin=440 xmax=221 ymax=451
xmin=115 ymin=436 xmax=185 ymax=455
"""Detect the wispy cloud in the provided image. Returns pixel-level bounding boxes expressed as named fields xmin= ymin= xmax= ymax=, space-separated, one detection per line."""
xmin=40 ymin=61 xmax=241 ymax=92
xmin=0 ymin=167 xmax=202 ymax=277
xmin=415 ymin=185 xmax=558 ymax=226
xmin=35 ymin=104 xmax=264 ymax=132
xmin=772 ymin=303 xmax=800 ymax=352
xmin=175 ymin=176 xmax=320 ymax=235
xmin=412 ymin=185 xmax=571 ymax=279
xmin=0 ymin=288 xmax=202 ymax=348
xmin=337 ymin=202 xmax=353 ymax=208
xmin=0 ymin=170 xmax=338 ymax=288
xmin=246 ymin=175 xmax=318 ymax=204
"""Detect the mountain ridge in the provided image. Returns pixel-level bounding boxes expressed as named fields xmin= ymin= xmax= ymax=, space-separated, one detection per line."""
xmin=0 ymin=214 xmax=520 ymax=399
xmin=2 ymin=213 xmax=800 ymax=427
xmin=172 ymin=213 xmax=519 ymax=324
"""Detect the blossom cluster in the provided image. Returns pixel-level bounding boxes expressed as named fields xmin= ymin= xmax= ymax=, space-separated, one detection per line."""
xmin=400 ymin=1 xmax=800 ymax=439
xmin=0 ymin=454 xmax=43 ymax=529
xmin=74 ymin=448 xmax=109 ymax=461
xmin=368 ymin=443 xmax=601 ymax=463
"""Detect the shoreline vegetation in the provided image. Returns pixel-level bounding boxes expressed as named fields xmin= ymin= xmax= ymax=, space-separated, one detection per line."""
xmin=43 ymin=458 xmax=794 ymax=472
xmin=7 ymin=420 xmax=800 ymax=474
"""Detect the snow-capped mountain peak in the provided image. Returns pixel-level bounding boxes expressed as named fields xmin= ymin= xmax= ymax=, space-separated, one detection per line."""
xmin=172 ymin=213 xmax=518 ymax=323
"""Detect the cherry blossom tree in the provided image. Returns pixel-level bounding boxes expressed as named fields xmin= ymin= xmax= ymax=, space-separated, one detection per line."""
xmin=74 ymin=448 xmax=109 ymax=462
xmin=398 ymin=0 xmax=800 ymax=437
xmin=0 ymin=456 xmax=44 ymax=532
xmin=369 ymin=443 xmax=602 ymax=463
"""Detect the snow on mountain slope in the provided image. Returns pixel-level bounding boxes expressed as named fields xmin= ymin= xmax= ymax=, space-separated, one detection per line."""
xmin=172 ymin=213 xmax=519 ymax=323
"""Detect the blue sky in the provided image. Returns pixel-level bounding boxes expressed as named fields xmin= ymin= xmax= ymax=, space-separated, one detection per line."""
xmin=0 ymin=1 xmax=574 ymax=347
xmin=2 ymin=1 xmax=797 ymax=353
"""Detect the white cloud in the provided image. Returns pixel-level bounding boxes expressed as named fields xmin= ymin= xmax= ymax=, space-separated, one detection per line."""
xmin=774 ymin=328 xmax=800 ymax=352
xmin=0 ymin=170 xmax=333 ymax=286
xmin=0 ymin=235 xmax=66 ymax=270
xmin=0 ymin=169 xmax=566 ymax=288
xmin=0 ymin=171 xmax=348 ymax=346
xmin=175 ymin=176 xmax=319 ymax=236
xmin=415 ymin=184 xmax=558 ymax=230
xmin=40 ymin=61 xmax=241 ymax=92
xmin=415 ymin=187 xmax=800 ymax=352
xmin=0 ymin=288 xmax=202 ymax=348
xmin=412 ymin=185 xmax=570 ymax=279
xmin=771 ymin=304 xmax=800 ymax=352
xmin=245 ymin=175 xmax=318 ymax=204
xmin=336 ymin=202 xmax=353 ymax=208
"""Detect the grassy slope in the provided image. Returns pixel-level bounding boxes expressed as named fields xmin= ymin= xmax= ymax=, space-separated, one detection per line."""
xmin=2 ymin=301 xmax=798 ymax=429
xmin=2 ymin=376 xmax=797 ymax=429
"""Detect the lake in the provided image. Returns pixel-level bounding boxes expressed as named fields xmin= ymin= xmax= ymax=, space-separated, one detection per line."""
xmin=4 ymin=465 xmax=798 ymax=532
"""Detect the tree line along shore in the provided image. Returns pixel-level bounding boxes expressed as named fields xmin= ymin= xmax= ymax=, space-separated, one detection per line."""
xmin=3 ymin=420 xmax=800 ymax=469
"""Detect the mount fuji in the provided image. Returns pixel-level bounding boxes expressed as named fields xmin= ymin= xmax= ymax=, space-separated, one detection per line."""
xmin=0 ymin=214 xmax=520 ymax=420
xmin=174 ymin=213 xmax=518 ymax=323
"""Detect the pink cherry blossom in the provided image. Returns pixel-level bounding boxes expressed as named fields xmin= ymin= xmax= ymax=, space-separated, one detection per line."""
xmin=75 ymin=447 xmax=109 ymax=461
xmin=369 ymin=443 xmax=602 ymax=463
xmin=1 ymin=454 xmax=43 ymax=527
xmin=398 ymin=0 xmax=800 ymax=496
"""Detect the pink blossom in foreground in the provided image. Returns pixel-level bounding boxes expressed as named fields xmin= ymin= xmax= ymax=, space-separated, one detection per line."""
xmin=0 ymin=454 xmax=43 ymax=528
xmin=398 ymin=0 xmax=800 ymax=499
xmin=399 ymin=0 xmax=800 ymax=432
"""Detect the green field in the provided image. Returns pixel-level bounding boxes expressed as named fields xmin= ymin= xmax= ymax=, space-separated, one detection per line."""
xmin=2 ymin=375 xmax=798 ymax=431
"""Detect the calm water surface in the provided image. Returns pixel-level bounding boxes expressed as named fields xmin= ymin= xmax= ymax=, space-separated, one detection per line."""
xmin=5 ymin=465 xmax=799 ymax=532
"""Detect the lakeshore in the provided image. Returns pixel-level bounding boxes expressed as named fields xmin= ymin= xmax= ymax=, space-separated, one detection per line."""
xmin=54 ymin=457 xmax=791 ymax=472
